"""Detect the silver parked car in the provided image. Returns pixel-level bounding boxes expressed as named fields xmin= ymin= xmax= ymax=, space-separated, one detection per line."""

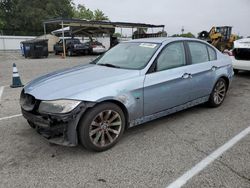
xmin=20 ymin=37 xmax=233 ymax=151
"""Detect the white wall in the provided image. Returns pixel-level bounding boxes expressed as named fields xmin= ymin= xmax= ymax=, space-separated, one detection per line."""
xmin=0 ymin=35 xmax=36 ymax=50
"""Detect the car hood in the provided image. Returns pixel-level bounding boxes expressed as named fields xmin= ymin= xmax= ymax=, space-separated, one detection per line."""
xmin=24 ymin=64 xmax=140 ymax=100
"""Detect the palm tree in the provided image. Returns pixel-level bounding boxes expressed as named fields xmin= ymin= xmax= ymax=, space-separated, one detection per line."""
xmin=93 ymin=9 xmax=109 ymax=21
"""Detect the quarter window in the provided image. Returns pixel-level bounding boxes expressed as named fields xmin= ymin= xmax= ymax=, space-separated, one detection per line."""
xmin=188 ymin=42 xmax=209 ymax=64
xmin=207 ymin=46 xmax=217 ymax=61
xmin=156 ymin=42 xmax=186 ymax=71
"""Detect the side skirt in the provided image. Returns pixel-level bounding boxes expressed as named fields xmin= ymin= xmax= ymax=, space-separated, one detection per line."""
xmin=129 ymin=96 xmax=209 ymax=127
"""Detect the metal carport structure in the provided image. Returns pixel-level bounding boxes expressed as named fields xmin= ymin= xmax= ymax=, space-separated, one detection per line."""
xmin=43 ymin=18 xmax=165 ymax=57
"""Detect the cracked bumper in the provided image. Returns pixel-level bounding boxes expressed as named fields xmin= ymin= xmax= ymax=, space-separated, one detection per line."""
xmin=21 ymin=103 xmax=88 ymax=146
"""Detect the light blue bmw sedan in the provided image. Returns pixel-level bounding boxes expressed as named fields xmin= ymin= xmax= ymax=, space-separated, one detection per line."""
xmin=20 ymin=37 xmax=233 ymax=151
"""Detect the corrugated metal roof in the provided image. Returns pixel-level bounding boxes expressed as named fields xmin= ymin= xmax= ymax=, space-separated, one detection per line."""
xmin=44 ymin=18 xmax=164 ymax=29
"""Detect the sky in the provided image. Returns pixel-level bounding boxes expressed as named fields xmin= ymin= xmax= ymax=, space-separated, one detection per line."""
xmin=74 ymin=0 xmax=250 ymax=37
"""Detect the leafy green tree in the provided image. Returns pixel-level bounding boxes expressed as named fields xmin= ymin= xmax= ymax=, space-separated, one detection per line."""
xmin=73 ymin=4 xmax=94 ymax=20
xmin=171 ymin=34 xmax=180 ymax=37
xmin=0 ymin=0 xmax=74 ymax=35
xmin=0 ymin=1 xmax=110 ymax=35
xmin=236 ymin=35 xmax=243 ymax=40
xmin=171 ymin=32 xmax=195 ymax=38
xmin=180 ymin=32 xmax=195 ymax=38
xmin=113 ymin=32 xmax=121 ymax=37
xmin=73 ymin=5 xmax=109 ymax=21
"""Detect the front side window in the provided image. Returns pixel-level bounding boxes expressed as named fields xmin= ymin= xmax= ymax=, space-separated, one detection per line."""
xmin=156 ymin=42 xmax=186 ymax=71
xmin=96 ymin=42 xmax=160 ymax=70
xmin=188 ymin=42 xmax=209 ymax=64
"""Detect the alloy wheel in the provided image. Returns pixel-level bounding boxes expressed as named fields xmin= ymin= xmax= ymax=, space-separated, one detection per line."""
xmin=213 ymin=80 xmax=226 ymax=105
xmin=89 ymin=110 xmax=122 ymax=147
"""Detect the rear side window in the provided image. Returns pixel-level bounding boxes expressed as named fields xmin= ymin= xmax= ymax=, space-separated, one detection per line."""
xmin=207 ymin=46 xmax=217 ymax=61
xmin=156 ymin=42 xmax=186 ymax=71
xmin=188 ymin=42 xmax=209 ymax=64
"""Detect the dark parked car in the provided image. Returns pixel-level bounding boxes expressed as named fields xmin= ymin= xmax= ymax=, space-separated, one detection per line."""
xmin=54 ymin=38 xmax=92 ymax=56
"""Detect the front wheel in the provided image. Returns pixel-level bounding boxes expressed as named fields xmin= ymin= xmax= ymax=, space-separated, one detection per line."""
xmin=208 ymin=78 xmax=227 ymax=107
xmin=27 ymin=120 xmax=36 ymax=128
xmin=78 ymin=102 xmax=125 ymax=152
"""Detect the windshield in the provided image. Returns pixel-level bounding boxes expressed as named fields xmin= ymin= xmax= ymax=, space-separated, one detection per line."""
xmin=95 ymin=42 xmax=160 ymax=69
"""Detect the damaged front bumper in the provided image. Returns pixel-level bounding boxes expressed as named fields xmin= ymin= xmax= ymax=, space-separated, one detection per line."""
xmin=21 ymin=102 xmax=90 ymax=146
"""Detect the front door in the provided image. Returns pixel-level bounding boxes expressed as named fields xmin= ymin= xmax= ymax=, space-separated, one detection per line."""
xmin=143 ymin=42 xmax=193 ymax=116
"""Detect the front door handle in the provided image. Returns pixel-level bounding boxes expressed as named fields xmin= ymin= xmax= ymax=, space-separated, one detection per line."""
xmin=182 ymin=73 xmax=192 ymax=79
xmin=211 ymin=66 xmax=218 ymax=71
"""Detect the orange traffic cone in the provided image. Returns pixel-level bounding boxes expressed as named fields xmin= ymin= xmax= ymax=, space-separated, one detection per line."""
xmin=10 ymin=63 xmax=24 ymax=88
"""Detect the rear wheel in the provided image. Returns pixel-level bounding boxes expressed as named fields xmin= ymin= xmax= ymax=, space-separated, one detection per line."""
xmin=78 ymin=102 xmax=125 ymax=152
xmin=208 ymin=78 xmax=227 ymax=107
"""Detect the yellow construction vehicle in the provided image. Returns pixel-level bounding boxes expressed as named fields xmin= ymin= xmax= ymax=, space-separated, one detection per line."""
xmin=198 ymin=26 xmax=237 ymax=51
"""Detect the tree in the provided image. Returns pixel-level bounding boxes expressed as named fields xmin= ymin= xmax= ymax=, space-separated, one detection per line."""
xmin=171 ymin=32 xmax=195 ymax=38
xmin=0 ymin=0 xmax=74 ymax=35
xmin=0 ymin=1 xmax=110 ymax=36
xmin=73 ymin=5 xmax=109 ymax=21
xmin=73 ymin=4 xmax=94 ymax=20
xmin=113 ymin=33 xmax=122 ymax=38
xmin=93 ymin=9 xmax=109 ymax=21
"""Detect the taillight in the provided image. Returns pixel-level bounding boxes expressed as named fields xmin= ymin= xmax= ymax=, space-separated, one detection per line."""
xmin=92 ymin=45 xmax=97 ymax=48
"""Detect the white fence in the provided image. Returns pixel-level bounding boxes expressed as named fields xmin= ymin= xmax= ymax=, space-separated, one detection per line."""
xmin=0 ymin=35 xmax=36 ymax=51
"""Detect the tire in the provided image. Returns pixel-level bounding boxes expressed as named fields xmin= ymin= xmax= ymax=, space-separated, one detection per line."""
xmin=78 ymin=102 xmax=125 ymax=152
xmin=27 ymin=120 xmax=36 ymax=129
xmin=54 ymin=50 xmax=58 ymax=55
xmin=208 ymin=78 xmax=227 ymax=107
xmin=234 ymin=69 xmax=239 ymax=74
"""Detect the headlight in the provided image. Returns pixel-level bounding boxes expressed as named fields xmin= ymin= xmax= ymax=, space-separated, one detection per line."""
xmin=38 ymin=100 xmax=81 ymax=114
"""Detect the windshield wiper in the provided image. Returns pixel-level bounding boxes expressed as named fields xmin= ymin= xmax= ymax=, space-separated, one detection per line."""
xmin=98 ymin=63 xmax=120 ymax=68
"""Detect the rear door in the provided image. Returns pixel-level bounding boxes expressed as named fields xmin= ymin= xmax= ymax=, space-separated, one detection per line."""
xmin=184 ymin=41 xmax=217 ymax=100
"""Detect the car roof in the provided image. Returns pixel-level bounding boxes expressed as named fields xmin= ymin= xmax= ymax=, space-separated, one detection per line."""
xmin=125 ymin=37 xmax=205 ymax=44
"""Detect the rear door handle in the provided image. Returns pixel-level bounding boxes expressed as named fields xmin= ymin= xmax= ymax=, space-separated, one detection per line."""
xmin=182 ymin=73 xmax=192 ymax=79
xmin=211 ymin=66 xmax=218 ymax=71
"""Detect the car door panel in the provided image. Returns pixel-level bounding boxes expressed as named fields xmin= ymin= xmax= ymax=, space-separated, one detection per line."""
xmin=143 ymin=41 xmax=193 ymax=116
xmin=184 ymin=62 xmax=215 ymax=100
xmin=143 ymin=66 xmax=192 ymax=116
xmin=185 ymin=42 xmax=217 ymax=100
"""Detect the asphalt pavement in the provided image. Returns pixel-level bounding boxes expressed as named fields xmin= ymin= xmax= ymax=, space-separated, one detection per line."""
xmin=0 ymin=52 xmax=249 ymax=188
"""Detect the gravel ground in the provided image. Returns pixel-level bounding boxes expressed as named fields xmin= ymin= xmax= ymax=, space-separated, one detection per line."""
xmin=0 ymin=52 xmax=249 ymax=188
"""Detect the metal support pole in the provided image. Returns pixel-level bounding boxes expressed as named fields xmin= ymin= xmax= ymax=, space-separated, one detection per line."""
xmin=43 ymin=23 xmax=46 ymax=39
xmin=62 ymin=21 xmax=66 ymax=58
